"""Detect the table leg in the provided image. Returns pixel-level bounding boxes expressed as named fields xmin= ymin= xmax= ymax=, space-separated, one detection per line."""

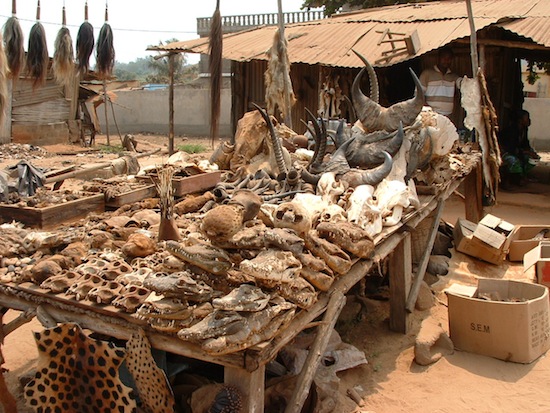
xmin=225 ymin=364 xmax=265 ymax=413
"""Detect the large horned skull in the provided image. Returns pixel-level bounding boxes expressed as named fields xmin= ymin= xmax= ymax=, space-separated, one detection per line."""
xmin=317 ymin=172 xmax=347 ymax=204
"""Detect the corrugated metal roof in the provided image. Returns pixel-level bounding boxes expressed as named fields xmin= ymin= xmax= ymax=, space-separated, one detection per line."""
xmin=156 ymin=0 xmax=550 ymax=67
xmin=497 ymin=17 xmax=550 ymax=47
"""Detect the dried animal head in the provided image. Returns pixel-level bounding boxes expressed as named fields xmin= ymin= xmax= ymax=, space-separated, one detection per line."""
xmin=201 ymin=203 xmax=245 ymax=241
xmin=66 ymin=273 xmax=104 ymax=300
xmin=274 ymin=201 xmax=312 ymax=235
xmin=316 ymin=172 xmax=347 ymax=204
xmin=40 ymin=270 xmax=82 ymax=293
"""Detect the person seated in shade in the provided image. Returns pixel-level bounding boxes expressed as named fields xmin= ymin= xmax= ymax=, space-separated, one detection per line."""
xmin=498 ymin=109 xmax=540 ymax=188
xmin=419 ymin=47 xmax=462 ymax=118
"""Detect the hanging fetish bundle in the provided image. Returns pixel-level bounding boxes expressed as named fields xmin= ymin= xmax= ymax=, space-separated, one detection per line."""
xmin=3 ymin=0 xmax=25 ymax=79
xmin=53 ymin=1 xmax=75 ymax=87
xmin=96 ymin=2 xmax=115 ymax=79
xmin=76 ymin=1 xmax=94 ymax=75
xmin=27 ymin=0 xmax=49 ymax=88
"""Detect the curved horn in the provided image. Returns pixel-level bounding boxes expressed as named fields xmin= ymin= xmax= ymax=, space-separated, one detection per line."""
xmin=301 ymin=168 xmax=321 ymax=186
xmin=252 ymin=102 xmax=288 ymax=175
xmin=352 ymin=49 xmax=424 ymax=132
xmin=305 ymin=108 xmax=327 ymax=168
xmin=359 ymin=150 xmax=393 ymax=186
xmin=381 ymin=68 xmax=424 ymax=131
xmin=352 ymin=49 xmax=379 ymax=103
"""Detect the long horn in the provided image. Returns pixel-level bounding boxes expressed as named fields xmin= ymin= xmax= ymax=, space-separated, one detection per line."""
xmin=346 ymin=122 xmax=404 ymax=169
xmin=352 ymin=49 xmax=379 ymax=103
xmin=359 ymin=151 xmax=393 ymax=186
xmin=381 ymin=68 xmax=424 ymax=131
xmin=352 ymin=50 xmax=424 ymax=132
xmin=252 ymin=103 xmax=288 ymax=175
xmin=301 ymin=168 xmax=321 ymax=186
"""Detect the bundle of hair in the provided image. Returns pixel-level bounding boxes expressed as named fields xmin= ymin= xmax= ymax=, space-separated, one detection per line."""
xmin=3 ymin=0 xmax=25 ymax=79
xmin=27 ymin=0 xmax=49 ymax=88
xmin=76 ymin=1 xmax=94 ymax=75
xmin=53 ymin=3 xmax=74 ymax=87
xmin=0 ymin=32 xmax=8 ymax=123
xmin=96 ymin=3 xmax=115 ymax=79
xmin=209 ymin=0 xmax=222 ymax=148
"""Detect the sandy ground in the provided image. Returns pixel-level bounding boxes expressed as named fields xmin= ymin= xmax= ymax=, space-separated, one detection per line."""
xmin=2 ymin=136 xmax=550 ymax=413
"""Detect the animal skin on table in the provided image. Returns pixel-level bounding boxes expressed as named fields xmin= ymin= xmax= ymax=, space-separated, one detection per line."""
xmin=24 ymin=323 xmax=137 ymax=412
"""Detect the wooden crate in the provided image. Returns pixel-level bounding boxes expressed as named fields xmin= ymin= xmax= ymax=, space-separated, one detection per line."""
xmin=137 ymin=171 xmax=222 ymax=197
xmin=105 ymin=184 xmax=157 ymax=209
xmin=0 ymin=193 xmax=105 ymax=229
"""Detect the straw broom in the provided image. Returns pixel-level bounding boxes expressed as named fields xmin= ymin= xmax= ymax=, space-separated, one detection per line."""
xmin=3 ymin=0 xmax=25 ymax=80
xmin=209 ymin=0 xmax=222 ymax=149
xmin=27 ymin=0 xmax=49 ymax=88
xmin=76 ymin=1 xmax=94 ymax=75
xmin=53 ymin=2 xmax=75 ymax=88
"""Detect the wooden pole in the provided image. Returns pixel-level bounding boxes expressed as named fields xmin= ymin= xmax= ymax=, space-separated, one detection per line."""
xmin=168 ymin=53 xmax=175 ymax=155
xmin=277 ymin=0 xmax=293 ymax=129
xmin=103 ymin=81 xmax=110 ymax=146
xmin=465 ymin=0 xmax=479 ymax=76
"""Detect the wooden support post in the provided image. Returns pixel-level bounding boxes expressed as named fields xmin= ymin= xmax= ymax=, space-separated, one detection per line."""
xmin=464 ymin=162 xmax=483 ymax=223
xmin=389 ymin=232 xmax=412 ymax=333
xmin=225 ymin=364 xmax=265 ymax=413
xmin=285 ymin=291 xmax=346 ymax=413
xmin=406 ymin=199 xmax=446 ymax=313
xmin=168 ymin=53 xmax=175 ymax=156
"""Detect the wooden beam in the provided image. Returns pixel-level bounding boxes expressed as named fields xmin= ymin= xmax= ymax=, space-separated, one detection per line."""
xmin=406 ymin=199 xmax=446 ymax=313
xmin=464 ymin=161 xmax=483 ymax=223
xmin=168 ymin=54 xmax=175 ymax=155
xmin=456 ymin=38 xmax=550 ymax=52
xmin=389 ymin=232 xmax=412 ymax=333
xmin=225 ymin=365 xmax=265 ymax=413
xmin=284 ymin=291 xmax=346 ymax=413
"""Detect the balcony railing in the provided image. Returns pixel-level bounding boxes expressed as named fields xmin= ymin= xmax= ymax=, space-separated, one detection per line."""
xmin=197 ymin=10 xmax=326 ymax=36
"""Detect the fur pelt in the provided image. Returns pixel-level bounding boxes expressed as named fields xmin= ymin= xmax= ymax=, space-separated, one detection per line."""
xmin=3 ymin=16 xmax=25 ymax=79
xmin=53 ymin=26 xmax=74 ymax=87
xmin=96 ymin=23 xmax=115 ymax=79
xmin=26 ymin=21 xmax=49 ymax=88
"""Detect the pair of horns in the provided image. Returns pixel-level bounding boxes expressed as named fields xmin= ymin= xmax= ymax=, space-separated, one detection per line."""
xmin=351 ymin=49 xmax=424 ymax=132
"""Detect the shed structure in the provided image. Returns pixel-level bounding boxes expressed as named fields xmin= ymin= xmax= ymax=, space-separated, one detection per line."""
xmin=154 ymin=0 xmax=550 ymax=134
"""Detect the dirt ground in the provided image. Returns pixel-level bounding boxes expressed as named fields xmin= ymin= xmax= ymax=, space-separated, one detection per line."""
xmin=2 ymin=135 xmax=550 ymax=413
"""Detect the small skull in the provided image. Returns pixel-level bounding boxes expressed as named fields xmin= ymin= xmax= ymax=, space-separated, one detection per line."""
xmin=112 ymin=285 xmax=152 ymax=312
xmin=318 ymin=204 xmax=347 ymax=225
xmin=274 ymin=201 xmax=312 ymax=235
xmin=87 ymin=280 xmax=124 ymax=304
xmin=317 ymin=172 xmax=347 ymax=204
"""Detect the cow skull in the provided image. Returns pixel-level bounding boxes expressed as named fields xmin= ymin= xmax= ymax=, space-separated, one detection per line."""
xmin=346 ymin=184 xmax=382 ymax=238
xmin=316 ymin=172 xmax=347 ymax=204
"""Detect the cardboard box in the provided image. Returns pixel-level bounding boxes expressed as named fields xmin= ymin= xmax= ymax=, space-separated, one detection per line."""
xmin=524 ymin=241 xmax=550 ymax=290
xmin=453 ymin=218 xmax=511 ymax=265
xmin=446 ymin=279 xmax=550 ymax=363
xmin=508 ymin=225 xmax=550 ymax=262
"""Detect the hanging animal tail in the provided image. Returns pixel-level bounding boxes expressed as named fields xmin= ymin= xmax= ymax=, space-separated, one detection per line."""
xmin=0 ymin=31 xmax=8 ymax=124
xmin=27 ymin=0 xmax=49 ymax=88
xmin=209 ymin=0 xmax=222 ymax=148
xmin=3 ymin=0 xmax=25 ymax=80
xmin=76 ymin=1 xmax=95 ymax=75
xmin=53 ymin=2 xmax=75 ymax=87
xmin=96 ymin=3 xmax=115 ymax=79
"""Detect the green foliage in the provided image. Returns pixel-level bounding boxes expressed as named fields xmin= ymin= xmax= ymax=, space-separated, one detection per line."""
xmin=177 ymin=143 xmax=208 ymax=154
xmin=113 ymin=39 xmax=199 ymax=84
xmin=301 ymin=0 xmax=431 ymax=15
xmin=525 ymin=60 xmax=550 ymax=85
xmin=98 ymin=144 xmax=124 ymax=154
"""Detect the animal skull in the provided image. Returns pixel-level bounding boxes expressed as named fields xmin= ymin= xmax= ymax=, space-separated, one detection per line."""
xmin=274 ymin=201 xmax=313 ymax=235
xmin=112 ymin=285 xmax=152 ymax=312
xmin=374 ymin=179 xmax=410 ymax=227
xmin=87 ymin=280 xmax=125 ymax=304
xmin=346 ymin=184 xmax=382 ymax=238
xmin=318 ymin=204 xmax=347 ymax=225
xmin=316 ymin=172 xmax=347 ymax=204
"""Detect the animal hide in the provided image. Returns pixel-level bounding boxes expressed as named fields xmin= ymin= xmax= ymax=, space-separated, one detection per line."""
xmin=96 ymin=22 xmax=115 ymax=79
xmin=265 ymin=28 xmax=296 ymax=122
xmin=461 ymin=75 xmax=500 ymax=200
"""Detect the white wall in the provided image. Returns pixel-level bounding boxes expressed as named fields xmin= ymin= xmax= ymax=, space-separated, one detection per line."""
xmin=95 ymin=84 xmax=232 ymax=138
xmin=524 ymin=98 xmax=550 ymax=151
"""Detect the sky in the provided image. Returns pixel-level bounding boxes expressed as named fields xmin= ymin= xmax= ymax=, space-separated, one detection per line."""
xmin=0 ymin=0 xmax=314 ymax=65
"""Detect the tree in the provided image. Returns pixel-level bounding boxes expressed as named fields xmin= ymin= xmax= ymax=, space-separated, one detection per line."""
xmin=301 ymin=0 xmax=433 ymax=16
xmin=146 ymin=38 xmax=188 ymax=84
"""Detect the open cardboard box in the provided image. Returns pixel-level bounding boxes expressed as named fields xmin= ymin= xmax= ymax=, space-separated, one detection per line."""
xmin=446 ymin=279 xmax=550 ymax=363
xmin=524 ymin=241 xmax=550 ymax=290
xmin=453 ymin=216 xmax=513 ymax=265
xmin=508 ymin=225 xmax=550 ymax=262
